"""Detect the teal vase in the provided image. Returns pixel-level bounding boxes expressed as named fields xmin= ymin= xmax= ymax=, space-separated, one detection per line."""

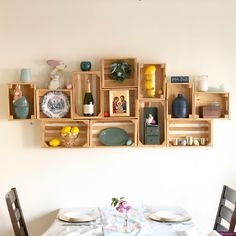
xmin=14 ymin=96 xmax=29 ymax=119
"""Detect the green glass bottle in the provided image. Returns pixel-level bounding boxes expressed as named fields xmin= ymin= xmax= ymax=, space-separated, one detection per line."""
xmin=83 ymin=79 xmax=94 ymax=116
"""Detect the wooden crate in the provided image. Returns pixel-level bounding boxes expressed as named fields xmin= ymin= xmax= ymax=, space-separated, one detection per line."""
xmin=139 ymin=63 xmax=166 ymax=99
xmin=166 ymin=119 xmax=213 ymax=147
xmin=72 ymin=71 xmax=102 ymax=119
xmin=41 ymin=120 xmax=89 ymax=148
xmin=138 ymin=100 xmax=166 ymax=147
xmin=166 ymin=83 xmax=194 ymax=118
xmin=101 ymin=58 xmax=137 ymax=88
xmin=194 ymin=92 xmax=230 ymax=119
xmin=101 ymin=88 xmax=138 ymax=118
xmin=90 ymin=119 xmax=138 ymax=147
xmin=36 ymin=89 xmax=72 ymax=120
xmin=8 ymin=83 xmax=36 ymax=120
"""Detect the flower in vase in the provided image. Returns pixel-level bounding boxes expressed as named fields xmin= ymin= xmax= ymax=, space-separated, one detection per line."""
xmin=111 ymin=197 xmax=132 ymax=213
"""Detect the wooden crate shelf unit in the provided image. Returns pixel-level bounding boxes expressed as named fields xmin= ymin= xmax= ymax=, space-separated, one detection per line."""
xmin=36 ymin=89 xmax=72 ymax=120
xmin=139 ymin=63 xmax=166 ymax=99
xmin=41 ymin=120 xmax=89 ymax=148
xmin=166 ymin=119 xmax=212 ymax=147
xmin=8 ymin=83 xmax=36 ymax=120
xmin=167 ymin=83 xmax=194 ymax=118
xmin=90 ymin=119 xmax=138 ymax=147
xmin=138 ymin=100 xmax=166 ymax=147
xmin=101 ymin=58 xmax=137 ymax=88
xmin=194 ymin=92 xmax=229 ymax=119
xmin=72 ymin=71 xmax=102 ymax=119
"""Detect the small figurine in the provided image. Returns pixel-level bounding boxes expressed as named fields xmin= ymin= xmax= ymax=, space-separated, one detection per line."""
xmin=194 ymin=139 xmax=200 ymax=146
xmin=47 ymin=60 xmax=67 ymax=90
xmin=181 ymin=139 xmax=187 ymax=146
xmin=66 ymin=83 xmax=73 ymax=89
xmin=146 ymin=114 xmax=156 ymax=125
xmin=13 ymin=84 xmax=22 ymax=103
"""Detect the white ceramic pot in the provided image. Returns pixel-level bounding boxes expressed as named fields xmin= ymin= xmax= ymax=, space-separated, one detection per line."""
xmin=198 ymin=76 xmax=208 ymax=92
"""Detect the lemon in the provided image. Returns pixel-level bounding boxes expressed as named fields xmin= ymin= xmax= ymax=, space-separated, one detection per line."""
xmin=144 ymin=65 xmax=156 ymax=75
xmin=61 ymin=126 xmax=71 ymax=134
xmin=71 ymin=126 xmax=80 ymax=135
xmin=49 ymin=138 xmax=61 ymax=147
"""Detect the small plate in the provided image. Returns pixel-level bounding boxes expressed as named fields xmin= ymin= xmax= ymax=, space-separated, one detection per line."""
xmin=99 ymin=127 xmax=129 ymax=146
xmin=41 ymin=91 xmax=70 ymax=118
xmin=58 ymin=210 xmax=98 ymax=223
xmin=149 ymin=210 xmax=191 ymax=222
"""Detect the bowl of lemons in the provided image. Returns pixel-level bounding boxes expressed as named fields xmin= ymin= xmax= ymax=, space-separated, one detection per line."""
xmin=60 ymin=125 xmax=80 ymax=148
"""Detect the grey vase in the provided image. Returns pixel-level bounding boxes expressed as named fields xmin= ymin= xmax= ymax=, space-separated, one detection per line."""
xmin=14 ymin=96 xmax=29 ymax=119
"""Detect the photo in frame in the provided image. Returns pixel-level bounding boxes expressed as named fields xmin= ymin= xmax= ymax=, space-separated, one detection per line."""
xmin=109 ymin=90 xmax=130 ymax=116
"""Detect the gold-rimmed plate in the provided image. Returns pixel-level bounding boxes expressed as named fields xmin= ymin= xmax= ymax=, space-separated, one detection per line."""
xmin=58 ymin=211 xmax=98 ymax=223
xmin=149 ymin=210 xmax=191 ymax=222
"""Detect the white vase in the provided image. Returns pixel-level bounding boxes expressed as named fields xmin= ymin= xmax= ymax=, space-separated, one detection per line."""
xmin=198 ymin=76 xmax=208 ymax=92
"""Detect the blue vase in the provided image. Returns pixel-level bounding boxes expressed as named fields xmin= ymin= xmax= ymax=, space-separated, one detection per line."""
xmin=14 ymin=96 xmax=29 ymax=119
xmin=80 ymin=61 xmax=91 ymax=71
xmin=172 ymin=94 xmax=189 ymax=118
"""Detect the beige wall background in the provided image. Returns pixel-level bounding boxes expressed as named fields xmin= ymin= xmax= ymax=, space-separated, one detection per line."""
xmin=0 ymin=0 xmax=235 ymax=235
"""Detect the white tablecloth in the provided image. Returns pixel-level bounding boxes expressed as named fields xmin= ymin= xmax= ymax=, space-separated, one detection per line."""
xmin=42 ymin=207 xmax=220 ymax=236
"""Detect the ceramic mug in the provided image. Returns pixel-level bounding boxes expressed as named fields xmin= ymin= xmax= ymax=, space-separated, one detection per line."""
xmin=20 ymin=68 xmax=32 ymax=83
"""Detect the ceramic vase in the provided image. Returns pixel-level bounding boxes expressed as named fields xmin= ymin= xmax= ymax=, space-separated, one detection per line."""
xmin=80 ymin=61 xmax=91 ymax=71
xmin=198 ymin=75 xmax=208 ymax=92
xmin=13 ymin=96 xmax=29 ymax=119
xmin=20 ymin=68 xmax=32 ymax=83
xmin=172 ymin=94 xmax=189 ymax=118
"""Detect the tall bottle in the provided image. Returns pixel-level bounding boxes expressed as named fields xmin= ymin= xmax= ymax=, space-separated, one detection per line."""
xmin=83 ymin=79 xmax=94 ymax=116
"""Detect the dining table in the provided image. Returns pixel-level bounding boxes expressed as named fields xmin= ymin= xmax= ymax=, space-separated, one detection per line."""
xmin=41 ymin=206 xmax=220 ymax=236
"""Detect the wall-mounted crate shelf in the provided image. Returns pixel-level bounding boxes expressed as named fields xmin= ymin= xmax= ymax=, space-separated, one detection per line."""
xmin=90 ymin=119 xmax=138 ymax=147
xmin=101 ymin=88 xmax=138 ymax=119
xmin=194 ymin=92 xmax=230 ymax=119
xmin=36 ymin=89 xmax=73 ymax=120
xmin=7 ymin=57 xmax=231 ymax=148
xmin=72 ymin=71 xmax=102 ymax=119
xmin=167 ymin=83 xmax=194 ymax=118
xmin=166 ymin=119 xmax=212 ymax=147
xmin=8 ymin=83 xmax=36 ymax=120
xmin=138 ymin=100 xmax=166 ymax=147
xmin=138 ymin=63 xmax=166 ymax=99
xmin=101 ymin=58 xmax=137 ymax=88
xmin=41 ymin=120 xmax=89 ymax=148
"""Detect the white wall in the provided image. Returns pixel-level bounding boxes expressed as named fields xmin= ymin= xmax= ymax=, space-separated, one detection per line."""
xmin=0 ymin=0 xmax=235 ymax=235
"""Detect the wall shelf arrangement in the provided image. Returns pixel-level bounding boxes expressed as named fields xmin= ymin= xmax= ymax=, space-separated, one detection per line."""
xmin=7 ymin=57 xmax=230 ymax=148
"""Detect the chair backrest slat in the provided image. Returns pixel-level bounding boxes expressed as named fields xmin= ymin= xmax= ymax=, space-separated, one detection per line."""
xmin=214 ymin=185 xmax=236 ymax=233
xmin=5 ymin=188 xmax=29 ymax=236
xmin=220 ymin=205 xmax=234 ymax=224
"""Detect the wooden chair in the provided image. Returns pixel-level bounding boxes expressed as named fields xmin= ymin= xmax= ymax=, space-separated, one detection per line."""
xmin=214 ymin=185 xmax=236 ymax=232
xmin=5 ymin=188 xmax=29 ymax=236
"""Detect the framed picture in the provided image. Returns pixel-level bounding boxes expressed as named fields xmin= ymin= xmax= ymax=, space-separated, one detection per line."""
xmin=109 ymin=90 xmax=130 ymax=116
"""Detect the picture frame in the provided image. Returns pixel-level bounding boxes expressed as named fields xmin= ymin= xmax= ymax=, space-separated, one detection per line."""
xmin=109 ymin=90 xmax=130 ymax=117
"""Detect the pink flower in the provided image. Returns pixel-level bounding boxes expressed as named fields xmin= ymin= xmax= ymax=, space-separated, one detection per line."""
xmin=116 ymin=206 xmax=126 ymax=213
xmin=120 ymin=201 xmax=128 ymax=209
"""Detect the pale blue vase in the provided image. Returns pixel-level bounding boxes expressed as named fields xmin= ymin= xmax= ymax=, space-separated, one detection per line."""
xmin=20 ymin=68 xmax=32 ymax=83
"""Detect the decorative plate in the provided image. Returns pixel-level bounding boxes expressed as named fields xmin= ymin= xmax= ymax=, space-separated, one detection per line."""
xmin=149 ymin=210 xmax=191 ymax=222
xmin=58 ymin=210 xmax=98 ymax=223
xmin=99 ymin=127 xmax=129 ymax=146
xmin=41 ymin=91 xmax=70 ymax=118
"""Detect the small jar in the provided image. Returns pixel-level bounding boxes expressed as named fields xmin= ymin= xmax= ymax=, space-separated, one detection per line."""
xmin=198 ymin=75 xmax=208 ymax=92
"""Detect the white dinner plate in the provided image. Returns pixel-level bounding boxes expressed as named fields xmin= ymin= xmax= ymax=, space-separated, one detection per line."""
xmin=149 ymin=210 xmax=191 ymax=222
xmin=58 ymin=210 xmax=98 ymax=223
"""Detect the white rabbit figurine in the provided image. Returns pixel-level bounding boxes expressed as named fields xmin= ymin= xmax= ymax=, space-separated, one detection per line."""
xmin=47 ymin=60 xmax=67 ymax=90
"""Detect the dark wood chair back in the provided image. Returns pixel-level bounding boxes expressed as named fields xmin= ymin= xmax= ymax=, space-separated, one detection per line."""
xmin=5 ymin=188 xmax=29 ymax=236
xmin=214 ymin=185 xmax=236 ymax=232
